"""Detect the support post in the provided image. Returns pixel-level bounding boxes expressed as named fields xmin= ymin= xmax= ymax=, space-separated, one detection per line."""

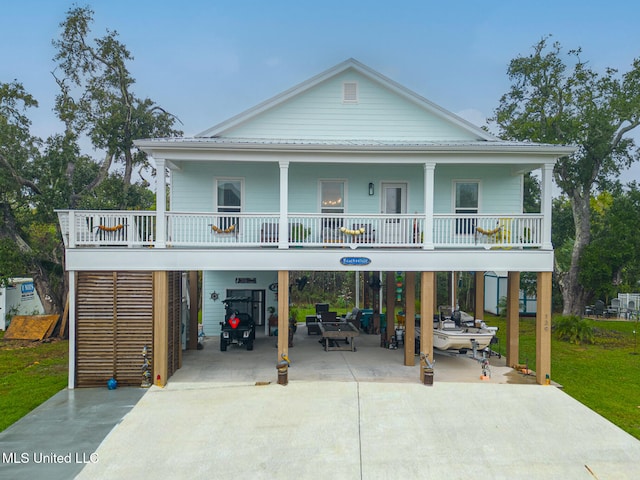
xmin=404 ymin=271 xmax=416 ymax=366
xmin=154 ymin=157 xmax=166 ymax=248
xmin=68 ymin=271 xmax=76 ymax=389
xmin=423 ymin=162 xmax=435 ymax=249
xmin=474 ymin=271 xmax=485 ymax=321
xmin=278 ymin=161 xmax=289 ymax=249
xmin=153 ymin=271 xmax=169 ymax=387
xmin=188 ymin=271 xmax=198 ymax=350
xmin=541 ymin=164 xmax=554 ymax=250
xmin=385 ymin=271 xmax=395 ymax=346
xmin=420 ymin=272 xmax=435 ymax=375
xmin=536 ymin=271 xmax=552 ymax=385
xmin=277 ymin=270 xmax=289 ymax=383
xmin=506 ymin=271 xmax=521 ymax=367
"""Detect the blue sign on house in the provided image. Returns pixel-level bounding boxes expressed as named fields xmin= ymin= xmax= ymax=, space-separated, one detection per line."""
xmin=340 ymin=257 xmax=371 ymax=266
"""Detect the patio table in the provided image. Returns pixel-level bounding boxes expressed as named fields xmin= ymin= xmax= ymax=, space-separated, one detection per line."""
xmin=318 ymin=322 xmax=359 ymax=352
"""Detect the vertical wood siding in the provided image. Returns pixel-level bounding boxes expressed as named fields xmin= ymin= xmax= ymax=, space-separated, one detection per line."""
xmin=76 ymin=271 xmax=154 ymax=387
xmin=167 ymin=271 xmax=181 ymax=376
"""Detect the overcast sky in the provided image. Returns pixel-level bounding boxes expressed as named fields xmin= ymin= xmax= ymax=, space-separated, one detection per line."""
xmin=3 ymin=0 xmax=640 ymax=181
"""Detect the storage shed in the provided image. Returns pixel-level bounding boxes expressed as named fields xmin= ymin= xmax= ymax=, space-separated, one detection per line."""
xmin=484 ymin=271 xmax=537 ymax=315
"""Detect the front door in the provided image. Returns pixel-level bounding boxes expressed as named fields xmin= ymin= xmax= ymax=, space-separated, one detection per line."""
xmin=382 ymin=183 xmax=407 ymax=215
xmin=381 ymin=183 xmax=408 ymax=244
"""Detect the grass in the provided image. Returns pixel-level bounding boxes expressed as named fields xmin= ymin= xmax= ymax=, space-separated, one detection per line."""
xmin=0 ymin=330 xmax=68 ymax=432
xmin=488 ymin=314 xmax=640 ymax=440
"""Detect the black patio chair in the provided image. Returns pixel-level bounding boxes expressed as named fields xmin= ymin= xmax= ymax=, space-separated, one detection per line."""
xmin=593 ymin=300 xmax=605 ymax=318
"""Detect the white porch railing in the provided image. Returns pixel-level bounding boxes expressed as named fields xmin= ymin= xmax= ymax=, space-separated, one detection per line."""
xmin=56 ymin=210 xmax=544 ymax=249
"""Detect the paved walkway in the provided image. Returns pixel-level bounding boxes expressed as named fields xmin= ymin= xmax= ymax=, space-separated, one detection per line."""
xmin=2 ymin=331 xmax=640 ymax=479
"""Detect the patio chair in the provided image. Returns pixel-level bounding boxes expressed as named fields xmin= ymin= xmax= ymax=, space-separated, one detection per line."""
xmin=627 ymin=300 xmax=636 ymax=320
xmin=608 ymin=298 xmax=621 ymax=318
xmin=306 ymin=315 xmax=321 ymax=335
xmin=344 ymin=307 xmax=362 ymax=330
xmin=350 ymin=223 xmax=375 ymax=244
xmin=320 ymin=311 xmax=338 ymax=323
xmin=593 ymin=300 xmax=605 ymax=318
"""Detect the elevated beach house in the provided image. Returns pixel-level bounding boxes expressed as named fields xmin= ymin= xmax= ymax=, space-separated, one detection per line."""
xmin=57 ymin=59 xmax=573 ymax=387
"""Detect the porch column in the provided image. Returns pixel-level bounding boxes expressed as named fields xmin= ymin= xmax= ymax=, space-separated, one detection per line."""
xmin=188 ymin=271 xmax=198 ymax=350
xmin=404 ymin=271 xmax=416 ymax=366
xmin=385 ymin=272 xmax=395 ymax=344
xmin=277 ymin=270 xmax=289 ymax=363
xmin=506 ymin=271 xmax=520 ymax=367
xmin=536 ymin=271 xmax=552 ymax=385
xmin=153 ymin=271 xmax=169 ymax=387
xmin=474 ymin=271 xmax=485 ymax=321
xmin=278 ymin=161 xmax=290 ymax=249
xmin=154 ymin=157 xmax=166 ymax=248
xmin=541 ymin=163 xmax=553 ymax=250
xmin=420 ymin=272 xmax=435 ymax=371
xmin=68 ymin=271 xmax=76 ymax=389
xmin=423 ymin=162 xmax=435 ymax=249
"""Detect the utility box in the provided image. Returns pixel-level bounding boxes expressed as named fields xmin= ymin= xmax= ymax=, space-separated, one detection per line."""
xmin=0 ymin=278 xmax=45 ymax=330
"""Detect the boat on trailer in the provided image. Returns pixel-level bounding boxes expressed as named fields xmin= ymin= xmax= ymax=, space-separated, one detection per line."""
xmin=433 ymin=319 xmax=496 ymax=352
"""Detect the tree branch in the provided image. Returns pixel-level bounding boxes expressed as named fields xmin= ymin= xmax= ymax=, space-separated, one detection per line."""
xmin=0 ymin=152 xmax=42 ymax=195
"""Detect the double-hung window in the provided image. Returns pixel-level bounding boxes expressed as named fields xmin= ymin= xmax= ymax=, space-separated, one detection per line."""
xmin=216 ymin=178 xmax=242 ymax=232
xmin=321 ymin=180 xmax=345 ymax=240
xmin=454 ymin=181 xmax=479 ymax=234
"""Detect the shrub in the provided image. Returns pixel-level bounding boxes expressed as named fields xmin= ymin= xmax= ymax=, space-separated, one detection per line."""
xmin=553 ymin=315 xmax=595 ymax=344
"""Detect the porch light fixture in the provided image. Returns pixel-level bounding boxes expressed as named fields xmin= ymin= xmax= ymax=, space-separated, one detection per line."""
xmin=368 ymin=182 xmax=374 ymax=196
xmin=210 ymin=291 xmax=219 ymax=301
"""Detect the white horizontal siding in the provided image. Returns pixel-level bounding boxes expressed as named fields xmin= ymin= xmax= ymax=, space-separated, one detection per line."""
xmin=172 ymin=162 xmax=280 ymax=212
xmin=434 ymin=165 xmax=522 ymax=214
xmin=223 ymin=71 xmax=479 ymax=142
xmin=171 ymin=162 xmax=520 ymax=215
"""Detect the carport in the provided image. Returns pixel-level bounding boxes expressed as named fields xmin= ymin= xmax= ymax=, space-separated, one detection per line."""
xmin=171 ymin=327 xmax=536 ymax=386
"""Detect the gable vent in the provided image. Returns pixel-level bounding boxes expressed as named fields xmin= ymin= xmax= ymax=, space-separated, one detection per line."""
xmin=343 ymin=82 xmax=358 ymax=103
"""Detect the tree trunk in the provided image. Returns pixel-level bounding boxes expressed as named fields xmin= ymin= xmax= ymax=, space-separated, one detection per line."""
xmin=560 ymin=189 xmax=591 ymax=315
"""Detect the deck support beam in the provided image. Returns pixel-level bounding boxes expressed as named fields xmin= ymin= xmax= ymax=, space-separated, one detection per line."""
xmin=188 ymin=271 xmax=199 ymax=350
xmin=385 ymin=272 xmax=396 ymax=344
xmin=153 ymin=271 xmax=169 ymax=387
xmin=404 ymin=271 xmax=416 ymax=366
xmin=474 ymin=271 xmax=485 ymax=321
xmin=536 ymin=271 xmax=552 ymax=385
xmin=506 ymin=271 xmax=520 ymax=367
xmin=68 ymin=271 xmax=76 ymax=389
xmin=420 ymin=272 xmax=435 ymax=373
xmin=277 ymin=270 xmax=289 ymax=371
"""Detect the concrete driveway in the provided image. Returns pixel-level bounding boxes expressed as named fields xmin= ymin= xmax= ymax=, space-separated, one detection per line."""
xmin=2 ymin=329 xmax=639 ymax=479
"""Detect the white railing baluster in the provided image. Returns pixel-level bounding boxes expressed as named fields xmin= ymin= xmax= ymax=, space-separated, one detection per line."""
xmin=56 ymin=210 xmax=545 ymax=250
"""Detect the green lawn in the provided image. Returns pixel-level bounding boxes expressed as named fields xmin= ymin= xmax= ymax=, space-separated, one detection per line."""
xmin=0 ymin=331 xmax=68 ymax=432
xmin=488 ymin=314 xmax=640 ymax=440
